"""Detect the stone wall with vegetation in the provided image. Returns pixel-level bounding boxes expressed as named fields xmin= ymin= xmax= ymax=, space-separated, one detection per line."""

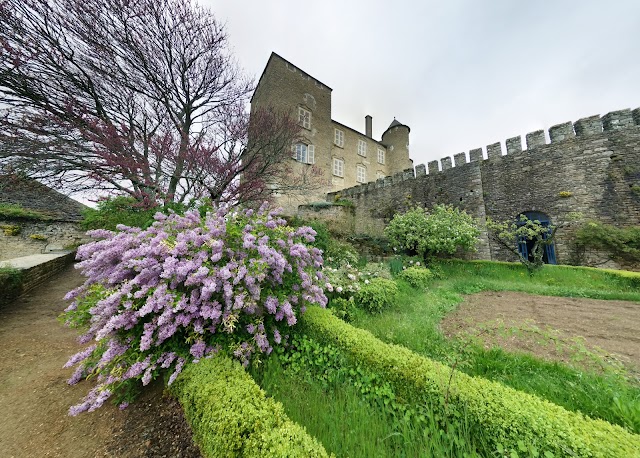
xmin=326 ymin=108 xmax=640 ymax=268
xmin=0 ymin=252 xmax=76 ymax=307
xmin=0 ymin=220 xmax=86 ymax=260
xmin=0 ymin=175 xmax=89 ymax=260
xmin=297 ymin=203 xmax=355 ymax=236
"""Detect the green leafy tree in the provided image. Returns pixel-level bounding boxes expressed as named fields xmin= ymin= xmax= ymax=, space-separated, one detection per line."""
xmin=384 ymin=205 xmax=479 ymax=261
xmin=487 ymin=215 xmax=558 ymax=274
xmin=575 ymin=221 xmax=640 ymax=265
xmin=81 ymin=196 xmax=189 ymax=231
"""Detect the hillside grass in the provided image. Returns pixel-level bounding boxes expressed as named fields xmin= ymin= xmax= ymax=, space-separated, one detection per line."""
xmin=0 ymin=203 xmax=52 ymax=221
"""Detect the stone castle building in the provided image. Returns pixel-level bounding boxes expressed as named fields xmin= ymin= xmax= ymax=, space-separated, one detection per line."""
xmin=251 ymin=52 xmax=640 ymax=269
xmin=251 ymin=52 xmax=413 ymax=213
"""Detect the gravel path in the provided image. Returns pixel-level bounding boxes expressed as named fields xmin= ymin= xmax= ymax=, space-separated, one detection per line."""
xmin=0 ymin=265 xmax=201 ymax=457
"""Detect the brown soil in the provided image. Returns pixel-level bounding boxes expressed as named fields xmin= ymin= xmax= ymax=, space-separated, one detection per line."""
xmin=0 ymin=265 xmax=202 ymax=458
xmin=440 ymin=291 xmax=640 ymax=372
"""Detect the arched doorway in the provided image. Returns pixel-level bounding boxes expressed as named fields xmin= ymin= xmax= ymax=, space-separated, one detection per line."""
xmin=516 ymin=211 xmax=557 ymax=265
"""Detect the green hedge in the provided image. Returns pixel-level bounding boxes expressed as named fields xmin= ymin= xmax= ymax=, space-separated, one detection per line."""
xmin=300 ymin=306 xmax=640 ymax=457
xmin=0 ymin=267 xmax=23 ymax=307
xmin=171 ymin=355 xmax=331 ymax=458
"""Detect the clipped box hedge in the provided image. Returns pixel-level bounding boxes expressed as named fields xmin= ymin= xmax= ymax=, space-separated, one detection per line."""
xmin=300 ymin=306 xmax=640 ymax=458
xmin=171 ymin=355 xmax=331 ymax=458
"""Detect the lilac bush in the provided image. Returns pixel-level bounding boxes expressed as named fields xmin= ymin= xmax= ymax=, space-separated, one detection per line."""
xmin=62 ymin=203 xmax=327 ymax=415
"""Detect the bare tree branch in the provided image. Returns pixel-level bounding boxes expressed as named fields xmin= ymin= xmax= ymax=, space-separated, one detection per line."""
xmin=0 ymin=0 xmax=316 ymax=207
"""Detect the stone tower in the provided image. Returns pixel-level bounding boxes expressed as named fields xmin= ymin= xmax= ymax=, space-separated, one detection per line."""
xmin=381 ymin=119 xmax=411 ymax=175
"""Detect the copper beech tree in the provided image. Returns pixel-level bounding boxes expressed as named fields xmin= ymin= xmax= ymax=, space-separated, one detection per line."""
xmin=0 ymin=0 xmax=318 ymax=206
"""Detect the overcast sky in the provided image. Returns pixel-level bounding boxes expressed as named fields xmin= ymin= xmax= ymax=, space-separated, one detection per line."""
xmin=204 ymin=0 xmax=640 ymax=167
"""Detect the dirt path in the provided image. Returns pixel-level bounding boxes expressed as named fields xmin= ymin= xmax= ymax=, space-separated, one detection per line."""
xmin=440 ymin=291 xmax=640 ymax=371
xmin=0 ymin=265 xmax=201 ymax=458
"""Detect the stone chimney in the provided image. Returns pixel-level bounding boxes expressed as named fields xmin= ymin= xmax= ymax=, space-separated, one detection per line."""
xmin=365 ymin=115 xmax=372 ymax=138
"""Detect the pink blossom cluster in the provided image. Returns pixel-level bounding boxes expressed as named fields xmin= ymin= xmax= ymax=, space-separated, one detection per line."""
xmin=63 ymin=203 xmax=327 ymax=415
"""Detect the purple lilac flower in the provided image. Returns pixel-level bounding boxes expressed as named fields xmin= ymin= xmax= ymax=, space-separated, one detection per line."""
xmin=64 ymin=344 xmax=97 ymax=369
xmin=190 ymin=341 xmax=207 ymax=359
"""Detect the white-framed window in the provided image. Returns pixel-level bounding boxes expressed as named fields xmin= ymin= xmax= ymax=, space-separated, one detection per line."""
xmin=376 ymin=171 xmax=386 ymax=180
xmin=357 ymin=139 xmax=366 ymax=156
xmin=292 ymin=143 xmax=315 ymax=164
xmin=298 ymin=107 xmax=311 ymax=129
xmin=377 ymin=148 xmax=385 ymax=164
xmin=333 ymin=158 xmax=344 ymax=177
xmin=356 ymin=165 xmax=366 ymax=183
xmin=334 ymin=128 xmax=344 ymax=147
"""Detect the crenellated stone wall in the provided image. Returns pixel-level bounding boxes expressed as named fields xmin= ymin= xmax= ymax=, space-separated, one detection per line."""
xmin=325 ymin=107 xmax=640 ymax=268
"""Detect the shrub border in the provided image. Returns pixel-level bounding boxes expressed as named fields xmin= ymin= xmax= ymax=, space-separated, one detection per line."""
xmin=171 ymin=355 xmax=331 ymax=458
xmin=300 ymin=306 xmax=640 ymax=457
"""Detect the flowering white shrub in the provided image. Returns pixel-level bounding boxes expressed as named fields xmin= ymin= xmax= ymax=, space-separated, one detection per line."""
xmin=62 ymin=204 xmax=326 ymax=415
xmin=324 ymin=262 xmax=391 ymax=301
xmin=385 ymin=205 xmax=479 ymax=259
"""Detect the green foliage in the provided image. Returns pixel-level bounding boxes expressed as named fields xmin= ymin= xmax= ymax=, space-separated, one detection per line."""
xmin=354 ymin=278 xmax=398 ymax=313
xmin=170 ymin=355 xmax=331 ymax=458
xmin=442 ymin=260 xmax=640 ymax=300
xmin=259 ymin=336 xmax=487 ymax=457
xmin=384 ymin=205 xmax=479 ymax=260
xmin=0 ymin=224 xmax=21 ymax=236
xmin=487 ymin=215 xmax=557 ymax=274
xmin=0 ymin=267 xmax=23 ymax=304
xmin=80 ymin=196 xmax=185 ymax=231
xmin=254 ymin=355 xmax=485 ymax=458
xmin=323 ymin=262 xmax=392 ymax=302
xmin=29 ymin=234 xmax=47 ymax=241
xmin=388 ymin=257 xmax=404 ymax=276
xmin=398 ymin=266 xmax=433 ymax=289
xmin=346 ymin=233 xmax=393 ymax=257
xmin=323 ymin=238 xmax=358 ymax=267
xmin=332 ymin=199 xmax=354 ymax=207
xmin=287 ymin=217 xmax=331 ymax=253
xmin=300 ymin=306 xmax=640 ymax=457
xmin=307 ymin=201 xmax=333 ymax=209
xmin=575 ymin=221 xmax=640 ymax=263
xmin=0 ymin=203 xmax=52 ymax=221
xmin=327 ymin=297 xmax=358 ymax=322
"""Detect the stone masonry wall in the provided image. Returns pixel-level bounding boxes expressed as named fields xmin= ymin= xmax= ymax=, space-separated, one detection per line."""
xmin=0 ymin=220 xmax=87 ymax=261
xmin=297 ymin=204 xmax=356 ymax=237
xmin=0 ymin=252 xmax=76 ymax=307
xmin=327 ymin=108 xmax=640 ymax=268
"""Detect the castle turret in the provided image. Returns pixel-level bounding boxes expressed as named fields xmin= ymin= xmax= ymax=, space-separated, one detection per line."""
xmin=381 ymin=118 xmax=412 ymax=175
